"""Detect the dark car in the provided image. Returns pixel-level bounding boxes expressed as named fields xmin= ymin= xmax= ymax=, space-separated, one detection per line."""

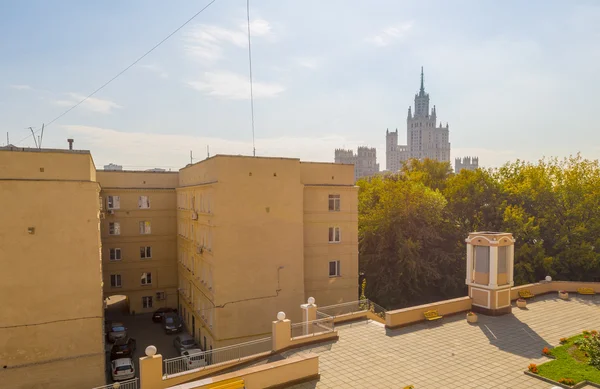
xmin=110 ymin=337 xmax=137 ymax=360
xmin=152 ymin=307 xmax=177 ymax=323
xmin=162 ymin=313 xmax=183 ymax=334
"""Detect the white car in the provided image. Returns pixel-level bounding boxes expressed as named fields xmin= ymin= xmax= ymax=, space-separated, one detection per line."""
xmin=181 ymin=348 xmax=207 ymax=369
xmin=111 ymin=358 xmax=135 ymax=381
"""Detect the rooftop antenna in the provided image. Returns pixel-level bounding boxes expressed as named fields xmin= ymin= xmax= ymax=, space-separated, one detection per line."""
xmin=38 ymin=123 xmax=45 ymax=149
xmin=6 ymin=132 xmax=8 ymax=146
xmin=207 ymin=145 xmax=210 ymax=159
xmin=27 ymin=127 xmax=38 ymax=148
xmin=190 ymin=150 xmax=193 ymax=165
xmin=246 ymin=0 xmax=256 ymax=156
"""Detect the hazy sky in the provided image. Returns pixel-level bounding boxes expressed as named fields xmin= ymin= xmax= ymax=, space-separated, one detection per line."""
xmin=2 ymin=0 xmax=599 ymax=170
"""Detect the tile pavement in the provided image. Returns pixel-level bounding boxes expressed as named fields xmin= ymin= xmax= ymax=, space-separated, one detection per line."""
xmin=286 ymin=294 xmax=600 ymax=389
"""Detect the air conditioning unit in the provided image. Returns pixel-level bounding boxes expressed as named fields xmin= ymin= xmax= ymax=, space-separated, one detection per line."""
xmin=191 ymin=211 xmax=198 ymax=220
xmin=100 ymin=212 xmax=106 ymax=219
xmin=156 ymin=292 xmax=165 ymax=300
xmin=108 ymin=209 xmax=115 ymax=215
xmin=196 ymin=246 xmax=203 ymax=254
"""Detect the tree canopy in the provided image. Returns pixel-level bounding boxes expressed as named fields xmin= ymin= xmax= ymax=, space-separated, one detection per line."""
xmin=359 ymin=155 xmax=600 ymax=309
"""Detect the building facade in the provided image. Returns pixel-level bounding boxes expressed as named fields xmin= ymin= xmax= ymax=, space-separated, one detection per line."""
xmin=176 ymin=155 xmax=358 ymax=349
xmin=0 ymin=147 xmax=105 ymax=389
xmin=334 ymin=147 xmax=379 ymax=180
xmin=455 ymin=156 xmax=479 ymax=173
xmin=97 ymin=170 xmax=179 ymax=315
xmin=386 ymin=67 xmax=451 ymax=172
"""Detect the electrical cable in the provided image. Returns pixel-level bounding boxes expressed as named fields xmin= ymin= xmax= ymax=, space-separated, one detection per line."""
xmin=14 ymin=0 xmax=219 ymax=146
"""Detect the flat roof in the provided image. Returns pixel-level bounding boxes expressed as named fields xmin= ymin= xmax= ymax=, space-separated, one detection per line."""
xmin=0 ymin=145 xmax=90 ymax=155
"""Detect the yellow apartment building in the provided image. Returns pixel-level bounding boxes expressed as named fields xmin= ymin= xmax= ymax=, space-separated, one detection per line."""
xmin=176 ymin=155 xmax=358 ymax=350
xmin=0 ymin=146 xmax=105 ymax=389
xmin=97 ymin=170 xmax=179 ymax=314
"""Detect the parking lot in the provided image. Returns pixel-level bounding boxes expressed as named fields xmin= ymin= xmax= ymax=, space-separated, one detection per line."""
xmin=104 ymin=296 xmax=182 ymax=384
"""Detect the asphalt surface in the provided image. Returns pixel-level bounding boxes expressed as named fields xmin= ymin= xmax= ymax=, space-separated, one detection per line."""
xmin=104 ymin=296 xmax=182 ymax=385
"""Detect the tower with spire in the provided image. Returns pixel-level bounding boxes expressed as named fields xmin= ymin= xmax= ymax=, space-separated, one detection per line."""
xmin=386 ymin=66 xmax=451 ymax=171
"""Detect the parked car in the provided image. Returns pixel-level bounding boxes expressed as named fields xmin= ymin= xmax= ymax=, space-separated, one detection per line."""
xmin=181 ymin=348 xmax=206 ymax=369
xmin=110 ymin=337 xmax=137 ymax=360
xmin=108 ymin=322 xmax=127 ymax=342
xmin=173 ymin=334 xmax=197 ymax=352
xmin=111 ymin=358 xmax=135 ymax=381
xmin=152 ymin=307 xmax=177 ymax=323
xmin=162 ymin=313 xmax=183 ymax=334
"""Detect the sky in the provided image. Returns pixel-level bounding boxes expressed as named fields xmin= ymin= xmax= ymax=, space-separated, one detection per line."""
xmin=1 ymin=0 xmax=600 ymax=170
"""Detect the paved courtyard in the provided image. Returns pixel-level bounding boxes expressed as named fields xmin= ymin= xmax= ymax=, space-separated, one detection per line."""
xmin=286 ymin=294 xmax=600 ymax=389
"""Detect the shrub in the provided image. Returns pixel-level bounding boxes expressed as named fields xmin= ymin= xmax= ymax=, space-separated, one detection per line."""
xmin=580 ymin=333 xmax=600 ymax=369
xmin=560 ymin=337 xmax=568 ymax=344
xmin=542 ymin=347 xmax=551 ymax=355
xmin=583 ymin=330 xmax=591 ymax=335
xmin=592 ymin=330 xmax=598 ymax=336
xmin=528 ymin=363 xmax=538 ymax=374
xmin=558 ymin=378 xmax=575 ymax=386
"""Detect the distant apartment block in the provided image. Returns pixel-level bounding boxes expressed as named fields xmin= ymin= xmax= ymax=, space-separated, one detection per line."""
xmin=334 ymin=146 xmax=380 ymax=180
xmin=455 ymin=156 xmax=479 ymax=173
xmin=386 ymin=67 xmax=451 ymax=172
xmin=104 ymin=163 xmax=123 ymax=171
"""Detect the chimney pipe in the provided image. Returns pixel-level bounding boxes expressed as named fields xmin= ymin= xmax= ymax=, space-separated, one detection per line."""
xmin=67 ymin=139 xmax=74 ymax=150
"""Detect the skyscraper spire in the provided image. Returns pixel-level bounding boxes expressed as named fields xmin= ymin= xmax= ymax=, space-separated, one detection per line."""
xmin=420 ymin=66 xmax=425 ymax=94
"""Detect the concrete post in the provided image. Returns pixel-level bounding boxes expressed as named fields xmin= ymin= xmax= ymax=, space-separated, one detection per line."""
xmin=465 ymin=243 xmax=473 ymax=284
xmin=300 ymin=297 xmax=317 ymax=335
xmin=139 ymin=346 xmax=163 ymax=389
xmin=508 ymin=244 xmax=515 ymax=286
xmin=272 ymin=312 xmax=291 ymax=352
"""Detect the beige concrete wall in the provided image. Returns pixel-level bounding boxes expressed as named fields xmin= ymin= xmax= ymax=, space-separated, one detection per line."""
xmin=0 ymin=149 xmax=95 ymax=181
xmin=0 ymin=150 xmax=104 ymax=388
xmin=97 ymin=170 xmax=179 ymax=188
xmin=510 ymin=281 xmax=600 ymax=300
xmin=98 ymin=172 xmax=178 ymax=314
xmin=303 ymin=184 xmax=359 ymax=306
xmin=497 ymin=289 xmax=510 ymax=308
xmin=386 ymin=297 xmax=472 ymax=328
xmin=300 ymin=161 xmax=355 ymax=185
xmin=471 ymin=288 xmax=489 ymax=308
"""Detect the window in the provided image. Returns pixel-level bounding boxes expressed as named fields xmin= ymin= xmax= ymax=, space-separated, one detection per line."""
xmin=109 ymin=248 xmax=122 ymax=261
xmin=140 ymin=246 xmax=152 ymax=259
xmin=141 ymin=272 xmax=152 ymax=285
xmin=328 ymin=195 xmax=340 ymax=211
xmin=142 ymin=296 xmax=153 ymax=309
xmin=109 ymin=222 xmax=120 ymax=235
xmin=498 ymin=246 xmax=508 ymax=273
xmin=139 ymin=196 xmax=150 ymax=209
xmin=107 ymin=196 xmax=120 ymax=210
xmin=139 ymin=221 xmax=151 ymax=235
xmin=329 ymin=260 xmax=341 ymax=277
xmin=328 ymin=227 xmax=341 ymax=243
xmin=474 ymin=246 xmax=490 ymax=273
xmin=110 ymin=274 xmax=122 ymax=288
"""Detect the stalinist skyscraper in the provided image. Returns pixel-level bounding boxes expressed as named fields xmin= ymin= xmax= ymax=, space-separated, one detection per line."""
xmin=386 ymin=67 xmax=451 ymax=172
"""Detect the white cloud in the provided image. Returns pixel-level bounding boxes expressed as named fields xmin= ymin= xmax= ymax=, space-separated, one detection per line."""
xmin=184 ymin=19 xmax=272 ymax=63
xmin=54 ymin=93 xmax=122 ymax=114
xmin=140 ymin=64 xmax=169 ymax=79
xmin=296 ymin=57 xmax=320 ymax=70
xmin=366 ymin=22 xmax=414 ymax=47
xmin=61 ymin=125 xmax=362 ymax=168
xmin=10 ymin=84 xmax=32 ymax=90
xmin=188 ymin=71 xmax=285 ymax=99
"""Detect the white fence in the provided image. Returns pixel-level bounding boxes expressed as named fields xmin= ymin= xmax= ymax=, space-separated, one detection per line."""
xmin=290 ymin=317 xmax=335 ymax=339
xmin=92 ymin=377 xmax=138 ymax=389
xmin=163 ymin=337 xmax=272 ymax=376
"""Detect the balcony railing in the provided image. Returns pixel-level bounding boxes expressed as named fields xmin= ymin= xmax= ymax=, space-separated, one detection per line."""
xmin=163 ymin=337 xmax=272 ymax=377
xmin=316 ymin=299 xmax=386 ymax=321
xmin=290 ymin=317 xmax=334 ymax=339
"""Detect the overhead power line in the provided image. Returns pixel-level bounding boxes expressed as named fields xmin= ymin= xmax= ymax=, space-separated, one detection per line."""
xmin=246 ymin=0 xmax=256 ymax=157
xmin=15 ymin=0 xmax=220 ymax=146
